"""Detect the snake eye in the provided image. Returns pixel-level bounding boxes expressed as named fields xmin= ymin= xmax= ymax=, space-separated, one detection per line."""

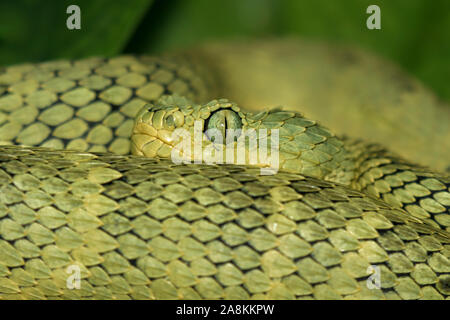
xmin=205 ymin=109 xmax=242 ymax=144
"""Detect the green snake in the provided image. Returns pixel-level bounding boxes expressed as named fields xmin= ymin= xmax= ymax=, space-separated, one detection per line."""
xmin=0 ymin=39 xmax=449 ymax=300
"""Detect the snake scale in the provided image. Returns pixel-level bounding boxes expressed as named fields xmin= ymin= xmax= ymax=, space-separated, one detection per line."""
xmin=0 ymin=39 xmax=449 ymax=300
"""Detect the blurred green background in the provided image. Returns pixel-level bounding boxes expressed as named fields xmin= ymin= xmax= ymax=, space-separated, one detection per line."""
xmin=0 ymin=0 xmax=448 ymax=101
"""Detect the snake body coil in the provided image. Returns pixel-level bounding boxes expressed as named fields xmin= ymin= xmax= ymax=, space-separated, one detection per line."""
xmin=0 ymin=39 xmax=449 ymax=300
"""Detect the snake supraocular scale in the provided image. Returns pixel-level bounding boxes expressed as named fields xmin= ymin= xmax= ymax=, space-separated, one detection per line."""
xmin=0 ymin=39 xmax=449 ymax=300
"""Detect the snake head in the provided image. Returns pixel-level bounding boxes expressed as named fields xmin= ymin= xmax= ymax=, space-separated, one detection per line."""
xmin=131 ymin=95 xmax=349 ymax=180
xmin=131 ymin=95 xmax=250 ymax=160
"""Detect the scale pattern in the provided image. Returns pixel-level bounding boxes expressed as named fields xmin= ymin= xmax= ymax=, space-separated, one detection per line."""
xmin=130 ymin=98 xmax=450 ymax=234
xmin=0 ymin=55 xmax=449 ymax=300
xmin=345 ymin=140 xmax=450 ymax=233
xmin=0 ymin=146 xmax=449 ymax=300
xmin=0 ymin=56 xmax=211 ymax=154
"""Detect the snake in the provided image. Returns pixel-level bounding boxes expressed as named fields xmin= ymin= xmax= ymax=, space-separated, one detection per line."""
xmin=0 ymin=38 xmax=449 ymax=300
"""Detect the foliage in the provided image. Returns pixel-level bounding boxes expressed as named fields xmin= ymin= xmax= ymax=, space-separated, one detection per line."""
xmin=0 ymin=0 xmax=448 ymax=101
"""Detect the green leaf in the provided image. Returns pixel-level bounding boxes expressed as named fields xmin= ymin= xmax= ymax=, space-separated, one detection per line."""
xmin=0 ymin=0 xmax=153 ymax=64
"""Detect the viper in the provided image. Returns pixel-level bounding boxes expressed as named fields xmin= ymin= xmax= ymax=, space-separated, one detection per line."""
xmin=0 ymin=39 xmax=448 ymax=300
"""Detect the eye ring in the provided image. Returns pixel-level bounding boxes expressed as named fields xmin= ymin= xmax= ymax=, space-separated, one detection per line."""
xmin=204 ymin=109 xmax=242 ymax=144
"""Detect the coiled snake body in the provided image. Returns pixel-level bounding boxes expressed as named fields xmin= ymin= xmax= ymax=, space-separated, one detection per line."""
xmin=0 ymin=39 xmax=449 ymax=300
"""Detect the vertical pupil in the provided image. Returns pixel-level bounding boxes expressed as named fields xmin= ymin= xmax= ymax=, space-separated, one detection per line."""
xmin=206 ymin=109 xmax=241 ymax=144
xmin=223 ymin=114 xmax=228 ymax=139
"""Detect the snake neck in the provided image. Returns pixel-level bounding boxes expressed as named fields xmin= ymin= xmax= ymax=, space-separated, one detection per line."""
xmin=338 ymin=137 xmax=450 ymax=232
